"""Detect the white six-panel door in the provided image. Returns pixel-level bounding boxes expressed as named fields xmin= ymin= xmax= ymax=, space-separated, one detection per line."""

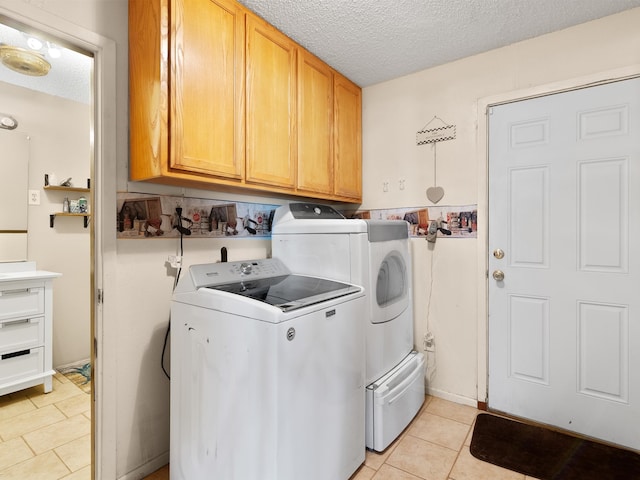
xmin=488 ymin=78 xmax=640 ymax=450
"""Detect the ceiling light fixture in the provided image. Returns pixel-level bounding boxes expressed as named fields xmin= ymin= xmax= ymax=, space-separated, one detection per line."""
xmin=0 ymin=45 xmax=51 ymax=76
xmin=0 ymin=113 xmax=18 ymax=130
xmin=47 ymin=42 xmax=61 ymax=59
xmin=26 ymin=36 xmax=43 ymax=50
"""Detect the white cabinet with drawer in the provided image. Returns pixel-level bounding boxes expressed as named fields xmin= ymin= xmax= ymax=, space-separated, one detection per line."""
xmin=0 ymin=285 xmax=44 ymax=321
xmin=0 ymin=263 xmax=61 ymax=396
xmin=0 ymin=316 xmax=45 ymax=354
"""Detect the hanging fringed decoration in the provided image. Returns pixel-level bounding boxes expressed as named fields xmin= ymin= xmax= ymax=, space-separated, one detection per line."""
xmin=417 ymin=116 xmax=456 ymax=203
xmin=416 ymin=116 xmax=456 ymax=145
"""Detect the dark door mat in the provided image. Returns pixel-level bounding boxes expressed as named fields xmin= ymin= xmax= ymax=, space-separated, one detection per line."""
xmin=470 ymin=413 xmax=640 ymax=480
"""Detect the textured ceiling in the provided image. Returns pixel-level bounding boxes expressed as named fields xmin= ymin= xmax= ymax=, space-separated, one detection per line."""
xmin=1 ymin=1 xmax=640 ymax=105
xmin=0 ymin=20 xmax=92 ymax=105
xmin=237 ymin=0 xmax=640 ymax=87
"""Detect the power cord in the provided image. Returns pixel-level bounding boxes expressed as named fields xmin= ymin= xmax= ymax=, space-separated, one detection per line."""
xmin=173 ymin=205 xmax=193 ymax=236
xmin=424 ymin=245 xmax=437 ymax=387
xmin=161 ymin=206 xmax=184 ymax=380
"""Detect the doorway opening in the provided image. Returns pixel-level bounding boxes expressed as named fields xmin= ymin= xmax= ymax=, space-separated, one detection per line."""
xmin=0 ymin=14 xmax=96 ymax=478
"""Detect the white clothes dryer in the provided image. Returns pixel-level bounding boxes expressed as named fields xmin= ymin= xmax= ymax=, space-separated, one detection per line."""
xmin=366 ymin=220 xmax=414 ymax=381
xmin=272 ymin=203 xmax=425 ymax=451
xmin=170 ymin=258 xmax=366 ymax=479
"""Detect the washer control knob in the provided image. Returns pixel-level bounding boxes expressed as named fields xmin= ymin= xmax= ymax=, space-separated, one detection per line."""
xmin=314 ymin=206 xmax=322 ymax=215
xmin=240 ymin=262 xmax=252 ymax=274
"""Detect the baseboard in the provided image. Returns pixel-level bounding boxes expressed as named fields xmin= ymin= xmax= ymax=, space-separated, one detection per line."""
xmin=55 ymin=358 xmax=91 ymax=371
xmin=426 ymin=387 xmax=477 ymax=408
xmin=117 ymin=451 xmax=169 ymax=480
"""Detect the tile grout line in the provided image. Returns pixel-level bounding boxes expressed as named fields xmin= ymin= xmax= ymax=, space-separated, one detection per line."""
xmin=0 ymin=377 xmax=91 ymax=478
xmin=444 ymin=422 xmax=474 ymax=480
xmin=51 ymin=446 xmax=73 ymax=478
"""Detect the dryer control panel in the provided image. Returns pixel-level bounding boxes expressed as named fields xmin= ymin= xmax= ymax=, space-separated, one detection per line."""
xmin=287 ymin=202 xmax=345 ymax=219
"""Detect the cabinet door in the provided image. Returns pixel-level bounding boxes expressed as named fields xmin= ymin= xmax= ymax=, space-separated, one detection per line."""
xmin=245 ymin=14 xmax=297 ymax=188
xmin=297 ymin=50 xmax=333 ymax=196
xmin=129 ymin=0 xmax=166 ymax=181
xmin=170 ymin=0 xmax=245 ymax=179
xmin=333 ymin=73 xmax=362 ymax=200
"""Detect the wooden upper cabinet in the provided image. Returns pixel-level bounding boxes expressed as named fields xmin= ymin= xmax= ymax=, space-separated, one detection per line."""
xmin=170 ymin=0 xmax=245 ymax=179
xmin=333 ymin=72 xmax=362 ymax=200
xmin=245 ymin=13 xmax=297 ymax=189
xmin=129 ymin=0 xmax=361 ymax=202
xmin=297 ymin=49 xmax=334 ymax=196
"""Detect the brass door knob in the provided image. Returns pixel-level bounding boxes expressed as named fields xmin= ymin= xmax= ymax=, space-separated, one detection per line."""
xmin=492 ymin=270 xmax=505 ymax=281
xmin=493 ymin=248 xmax=505 ymax=259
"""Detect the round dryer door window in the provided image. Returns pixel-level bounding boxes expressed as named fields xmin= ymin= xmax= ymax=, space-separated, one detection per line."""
xmin=376 ymin=252 xmax=407 ymax=308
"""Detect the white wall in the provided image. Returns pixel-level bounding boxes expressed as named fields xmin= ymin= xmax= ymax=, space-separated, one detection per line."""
xmin=362 ymin=7 xmax=640 ymax=404
xmin=0 ymin=82 xmax=91 ymax=368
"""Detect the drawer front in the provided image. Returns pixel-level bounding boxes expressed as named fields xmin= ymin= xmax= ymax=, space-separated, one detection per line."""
xmin=0 ymin=347 xmax=44 ymax=385
xmin=0 ymin=317 xmax=45 ymax=354
xmin=0 ymin=285 xmax=45 ymax=321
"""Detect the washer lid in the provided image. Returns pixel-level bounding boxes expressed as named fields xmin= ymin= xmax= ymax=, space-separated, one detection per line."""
xmin=207 ymin=274 xmax=361 ymax=312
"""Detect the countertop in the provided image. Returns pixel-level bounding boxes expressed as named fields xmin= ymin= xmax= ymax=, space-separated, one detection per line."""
xmin=0 ymin=262 xmax=61 ymax=283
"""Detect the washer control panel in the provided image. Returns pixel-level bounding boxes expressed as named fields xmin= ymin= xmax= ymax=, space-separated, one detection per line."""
xmin=189 ymin=257 xmax=290 ymax=288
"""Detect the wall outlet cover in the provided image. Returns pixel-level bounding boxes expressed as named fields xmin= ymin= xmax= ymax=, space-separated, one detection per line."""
xmin=29 ymin=189 xmax=40 ymax=205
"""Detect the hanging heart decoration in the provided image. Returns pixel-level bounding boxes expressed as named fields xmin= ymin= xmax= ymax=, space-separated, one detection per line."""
xmin=426 ymin=186 xmax=444 ymax=203
xmin=427 ymin=142 xmax=445 ymax=203
xmin=417 ymin=116 xmax=455 ymax=205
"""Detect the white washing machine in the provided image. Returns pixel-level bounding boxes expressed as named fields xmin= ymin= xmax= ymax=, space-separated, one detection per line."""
xmin=170 ymin=258 xmax=366 ymax=480
xmin=272 ymin=202 xmax=425 ymax=451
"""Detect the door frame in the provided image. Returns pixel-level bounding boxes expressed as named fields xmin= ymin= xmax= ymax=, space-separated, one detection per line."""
xmin=476 ymin=65 xmax=640 ymax=407
xmin=0 ymin=3 xmax=118 ymax=479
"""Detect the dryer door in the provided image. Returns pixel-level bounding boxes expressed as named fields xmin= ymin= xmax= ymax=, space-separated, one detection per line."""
xmin=371 ymin=241 xmax=410 ymax=324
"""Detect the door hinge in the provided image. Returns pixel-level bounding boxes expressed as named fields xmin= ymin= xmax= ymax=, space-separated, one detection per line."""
xmin=97 ymin=288 xmax=104 ymax=304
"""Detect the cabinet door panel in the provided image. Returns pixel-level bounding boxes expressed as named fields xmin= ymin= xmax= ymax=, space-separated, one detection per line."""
xmin=129 ymin=0 xmax=168 ymax=181
xmin=297 ymin=50 xmax=333 ymax=195
xmin=171 ymin=0 xmax=245 ymax=179
xmin=246 ymin=15 xmax=296 ymax=188
xmin=334 ymin=73 xmax=362 ymax=200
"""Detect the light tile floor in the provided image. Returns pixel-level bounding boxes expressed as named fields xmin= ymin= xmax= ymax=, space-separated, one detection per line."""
xmin=0 ymin=386 xmax=546 ymax=480
xmin=145 ymin=395 xmax=540 ymax=480
xmin=0 ymin=373 xmax=92 ymax=480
